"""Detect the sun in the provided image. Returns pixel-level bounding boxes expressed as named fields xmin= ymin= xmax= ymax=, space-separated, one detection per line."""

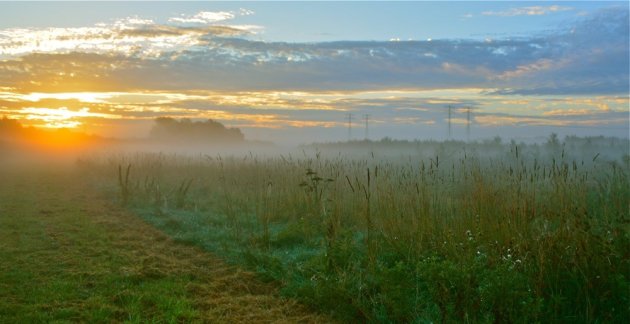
xmin=23 ymin=107 xmax=86 ymax=129
xmin=20 ymin=106 xmax=121 ymax=130
xmin=5 ymin=107 xmax=115 ymax=150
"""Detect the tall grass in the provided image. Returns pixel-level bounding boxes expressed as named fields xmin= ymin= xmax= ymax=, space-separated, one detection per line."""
xmin=80 ymin=141 xmax=630 ymax=322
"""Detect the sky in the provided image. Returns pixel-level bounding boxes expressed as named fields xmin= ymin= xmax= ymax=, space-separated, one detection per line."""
xmin=0 ymin=1 xmax=628 ymax=144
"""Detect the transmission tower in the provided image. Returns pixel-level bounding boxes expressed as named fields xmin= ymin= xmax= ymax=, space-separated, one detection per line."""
xmin=466 ymin=106 xmax=471 ymax=141
xmin=346 ymin=113 xmax=353 ymax=141
xmin=447 ymin=105 xmax=452 ymax=139
xmin=364 ymin=114 xmax=370 ymax=141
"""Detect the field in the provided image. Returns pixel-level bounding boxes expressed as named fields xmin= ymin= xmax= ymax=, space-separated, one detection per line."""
xmin=75 ymin=138 xmax=630 ymax=322
xmin=0 ymin=163 xmax=329 ymax=323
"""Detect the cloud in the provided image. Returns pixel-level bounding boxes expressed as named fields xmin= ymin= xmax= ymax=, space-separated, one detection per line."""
xmin=0 ymin=13 xmax=258 ymax=59
xmin=482 ymin=5 xmax=573 ymax=17
xmin=0 ymin=25 xmax=206 ymax=59
xmin=495 ymin=58 xmax=561 ymax=80
xmin=5 ymin=106 xmax=121 ymax=128
xmin=119 ymin=25 xmax=250 ymax=38
xmin=169 ymin=11 xmax=235 ymax=24
xmin=112 ymin=16 xmax=155 ymax=27
xmin=1 ymin=87 xmax=627 ymax=141
xmin=474 ymin=111 xmax=628 ymax=128
xmin=543 ymin=109 xmax=594 ymax=116
xmin=239 ymin=8 xmax=255 ymax=16
xmin=392 ymin=117 xmax=435 ymax=125
xmin=0 ymin=7 xmax=626 ymax=98
xmin=167 ymin=9 xmax=255 ymax=25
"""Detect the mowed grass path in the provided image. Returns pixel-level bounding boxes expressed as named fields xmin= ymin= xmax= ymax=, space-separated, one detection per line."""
xmin=0 ymin=165 xmax=329 ymax=323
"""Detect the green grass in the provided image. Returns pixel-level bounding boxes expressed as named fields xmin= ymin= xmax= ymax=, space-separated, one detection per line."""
xmin=82 ymin=139 xmax=630 ymax=322
xmin=0 ymin=169 xmax=198 ymax=322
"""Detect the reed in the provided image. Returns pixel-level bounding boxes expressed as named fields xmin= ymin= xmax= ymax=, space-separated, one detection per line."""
xmin=118 ymin=163 xmax=131 ymax=206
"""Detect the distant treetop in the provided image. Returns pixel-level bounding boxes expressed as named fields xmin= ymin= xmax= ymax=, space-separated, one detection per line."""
xmin=149 ymin=117 xmax=244 ymax=143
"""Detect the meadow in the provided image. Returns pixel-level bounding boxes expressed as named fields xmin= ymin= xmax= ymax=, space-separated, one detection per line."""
xmin=0 ymin=164 xmax=328 ymax=322
xmin=79 ymin=137 xmax=630 ymax=322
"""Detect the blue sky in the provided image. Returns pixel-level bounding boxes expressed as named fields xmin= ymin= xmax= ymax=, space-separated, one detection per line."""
xmin=0 ymin=1 xmax=628 ymax=144
xmin=0 ymin=1 xmax=618 ymax=41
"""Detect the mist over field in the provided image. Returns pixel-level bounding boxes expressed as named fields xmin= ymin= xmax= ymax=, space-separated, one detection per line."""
xmin=1 ymin=1 xmax=629 ymax=323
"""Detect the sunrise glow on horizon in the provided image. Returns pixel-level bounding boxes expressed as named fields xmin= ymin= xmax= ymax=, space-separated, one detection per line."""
xmin=1 ymin=1 xmax=628 ymax=144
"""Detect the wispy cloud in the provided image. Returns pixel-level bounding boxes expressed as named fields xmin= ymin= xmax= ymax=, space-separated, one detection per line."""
xmin=0 ymin=9 xmax=261 ymax=60
xmin=8 ymin=107 xmax=121 ymax=128
xmin=238 ymin=8 xmax=255 ymax=16
xmin=482 ymin=5 xmax=573 ymax=17
xmin=543 ymin=109 xmax=594 ymax=116
xmin=474 ymin=113 xmax=627 ymax=128
xmin=0 ymin=23 xmax=253 ymax=59
xmin=495 ymin=58 xmax=566 ymax=80
xmin=169 ymin=11 xmax=235 ymax=24
xmin=168 ymin=9 xmax=255 ymax=25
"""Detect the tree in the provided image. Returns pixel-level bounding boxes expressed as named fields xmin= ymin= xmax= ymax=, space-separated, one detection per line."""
xmin=546 ymin=132 xmax=560 ymax=147
xmin=149 ymin=117 xmax=244 ymax=143
xmin=0 ymin=116 xmax=24 ymax=137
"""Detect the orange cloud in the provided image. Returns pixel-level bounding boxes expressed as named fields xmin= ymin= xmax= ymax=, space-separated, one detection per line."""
xmin=496 ymin=58 xmax=565 ymax=80
xmin=543 ymin=109 xmax=594 ymax=116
